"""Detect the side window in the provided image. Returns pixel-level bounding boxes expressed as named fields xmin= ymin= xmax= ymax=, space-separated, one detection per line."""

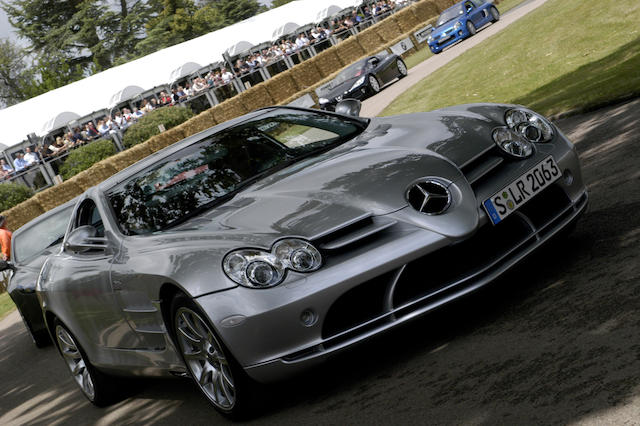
xmin=75 ymin=200 xmax=105 ymax=237
xmin=464 ymin=1 xmax=474 ymax=12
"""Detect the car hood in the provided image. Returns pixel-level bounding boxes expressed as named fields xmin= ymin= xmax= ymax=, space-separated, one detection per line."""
xmin=317 ymin=76 xmax=361 ymax=100
xmin=431 ymin=20 xmax=461 ymax=37
xmin=170 ymin=104 xmax=502 ymax=241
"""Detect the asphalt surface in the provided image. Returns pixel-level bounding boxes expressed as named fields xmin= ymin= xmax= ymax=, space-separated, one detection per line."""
xmin=2 ymin=1 xmax=640 ymax=423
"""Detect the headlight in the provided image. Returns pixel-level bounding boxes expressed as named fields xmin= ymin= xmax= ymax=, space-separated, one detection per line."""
xmin=223 ymin=238 xmax=321 ymax=289
xmin=319 ymin=97 xmax=329 ymax=105
xmin=505 ymin=108 xmax=554 ymax=143
xmin=492 ymin=127 xmax=533 ymax=159
xmin=350 ymin=76 xmax=366 ymax=91
xmin=454 ymin=21 xmax=462 ymax=30
xmin=427 ymin=35 xmax=433 ymax=43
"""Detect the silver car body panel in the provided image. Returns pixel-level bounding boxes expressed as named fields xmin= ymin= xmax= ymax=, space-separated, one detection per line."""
xmin=38 ymin=104 xmax=587 ymax=380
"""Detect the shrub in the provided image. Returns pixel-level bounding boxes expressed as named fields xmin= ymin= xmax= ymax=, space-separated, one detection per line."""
xmin=59 ymin=139 xmax=117 ymax=180
xmin=0 ymin=182 xmax=34 ymax=211
xmin=122 ymin=106 xmax=194 ymax=148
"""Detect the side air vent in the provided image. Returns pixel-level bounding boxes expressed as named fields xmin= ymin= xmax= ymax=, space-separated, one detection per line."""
xmin=406 ymin=179 xmax=451 ymax=215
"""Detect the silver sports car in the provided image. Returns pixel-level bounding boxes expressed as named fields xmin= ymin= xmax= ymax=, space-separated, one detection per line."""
xmin=38 ymin=103 xmax=587 ymax=416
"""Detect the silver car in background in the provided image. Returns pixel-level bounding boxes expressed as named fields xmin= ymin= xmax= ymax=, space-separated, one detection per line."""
xmin=38 ymin=104 xmax=587 ymax=417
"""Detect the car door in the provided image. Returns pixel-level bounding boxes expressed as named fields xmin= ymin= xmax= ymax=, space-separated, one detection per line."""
xmin=52 ymin=198 xmax=139 ymax=351
xmin=464 ymin=0 xmax=484 ymax=28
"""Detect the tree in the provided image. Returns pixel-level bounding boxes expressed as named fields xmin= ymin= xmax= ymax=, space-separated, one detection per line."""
xmin=271 ymin=0 xmax=295 ymax=8
xmin=0 ymin=39 xmax=35 ymax=107
xmin=134 ymin=0 xmax=198 ymax=57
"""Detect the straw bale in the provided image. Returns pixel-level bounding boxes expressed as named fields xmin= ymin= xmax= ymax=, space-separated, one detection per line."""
xmin=3 ymin=197 xmax=45 ymax=231
xmin=355 ymin=27 xmax=384 ymax=55
xmin=147 ymin=126 xmax=187 ymax=153
xmin=392 ymin=7 xmax=422 ymax=34
xmin=237 ymin=84 xmax=275 ymax=111
xmin=182 ymin=110 xmax=217 ymax=136
xmin=70 ymin=161 xmax=118 ymax=191
xmin=312 ymin=47 xmax=344 ymax=78
xmin=411 ymin=1 xmax=439 ymax=21
xmin=263 ymin=71 xmax=300 ymax=104
xmin=431 ymin=0 xmax=456 ymax=13
xmin=212 ymin=97 xmax=250 ymax=124
xmin=33 ymin=180 xmax=83 ymax=211
xmin=335 ymin=37 xmax=366 ymax=66
xmin=290 ymin=59 xmax=323 ymax=91
xmin=373 ymin=15 xmax=404 ymax=43
xmin=105 ymin=143 xmax=153 ymax=171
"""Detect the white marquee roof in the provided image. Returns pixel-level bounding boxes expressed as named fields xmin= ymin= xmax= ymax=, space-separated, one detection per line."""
xmin=0 ymin=0 xmax=363 ymax=148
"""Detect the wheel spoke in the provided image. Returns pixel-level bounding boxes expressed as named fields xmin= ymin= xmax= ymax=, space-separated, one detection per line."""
xmin=180 ymin=312 xmax=204 ymax=340
xmin=177 ymin=325 xmax=201 ymax=344
xmin=199 ymin=364 xmax=213 ymax=387
xmin=219 ymin=370 xmax=234 ymax=404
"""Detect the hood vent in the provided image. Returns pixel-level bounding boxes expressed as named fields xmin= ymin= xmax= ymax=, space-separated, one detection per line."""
xmin=406 ymin=179 xmax=451 ymax=215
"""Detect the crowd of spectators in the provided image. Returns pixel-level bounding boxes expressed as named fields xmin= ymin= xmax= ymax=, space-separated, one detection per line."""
xmin=1 ymin=0 xmax=409 ymax=186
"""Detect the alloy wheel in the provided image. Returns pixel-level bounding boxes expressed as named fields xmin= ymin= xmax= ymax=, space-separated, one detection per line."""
xmin=369 ymin=76 xmax=380 ymax=93
xmin=397 ymin=60 xmax=408 ymax=76
xmin=175 ymin=307 xmax=236 ymax=411
xmin=56 ymin=325 xmax=95 ymax=401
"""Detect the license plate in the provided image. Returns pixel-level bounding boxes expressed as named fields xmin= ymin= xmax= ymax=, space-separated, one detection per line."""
xmin=483 ymin=156 xmax=561 ymax=225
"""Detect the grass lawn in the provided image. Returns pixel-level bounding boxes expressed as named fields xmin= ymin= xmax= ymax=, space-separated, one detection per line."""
xmin=0 ymin=291 xmax=16 ymax=321
xmin=385 ymin=0 xmax=640 ymax=117
xmin=403 ymin=0 xmax=530 ymax=69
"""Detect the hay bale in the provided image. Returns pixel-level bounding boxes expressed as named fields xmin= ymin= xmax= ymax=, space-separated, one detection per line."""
xmin=411 ymin=1 xmax=439 ymax=21
xmin=147 ymin=126 xmax=187 ymax=153
xmin=431 ymin=0 xmax=457 ymax=13
xmin=373 ymin=15 xmax=404 ymax=43
xmin=237 ymin=84 xmax=275 ymax=111
xmin=290 ymin=59 xmax=323 ymax=90
xmin=392 ymin=7 xmax=422 ymax=34
xmin=312 ymin=47 xmax=344 ymax=78
xmin=33 ymin=180 xmax=83 ymax=211
xmin=69 ymin=161 xmax=118 ymax=191
xmin=355 ymin=27 xmax=384 ymax=55
xmin=212 ymin=97 xmax=250 ymax=124
xmin=263 ymin=71 xmax=300 ymax=104
xmin=334 ymin=37 xmax=366 ymax=66
xmin=3 ymin=197 xmax=45 ymax=231
xmin=182 ymin=110 xmax=217 ymax=136
xmin=105 ymin=143 xmax=153 ymax=171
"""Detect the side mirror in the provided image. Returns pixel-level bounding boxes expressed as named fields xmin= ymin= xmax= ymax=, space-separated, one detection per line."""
xmin=335 ymin=99 xmax=362 ymax=117
xmin=65 ymin=225 xmax=108 ymax=253
xmin=0 ymin=259 xmax=15 ymax=272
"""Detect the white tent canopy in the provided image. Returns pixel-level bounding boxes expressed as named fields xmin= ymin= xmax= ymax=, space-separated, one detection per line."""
xmin=272 ymin=22 xmax=302 ymax=41
xmin=225 ymin=41 xmax=255 ymax=57
xmin=109 ymin=85 xmax=145 ymax=108
xmin=40 ymin=112 xmax=81 ymax=135
xmin=316 ymin=5 xmax=343 ymax=22
xmin=169 ymin=62 xmax=203 ymax=83
xmin=0 ymin=0 xmax=364 ymax=148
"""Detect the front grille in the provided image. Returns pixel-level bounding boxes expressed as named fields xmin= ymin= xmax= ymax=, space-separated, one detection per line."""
xmin=320 ymin=183 xmax=576 ymax=346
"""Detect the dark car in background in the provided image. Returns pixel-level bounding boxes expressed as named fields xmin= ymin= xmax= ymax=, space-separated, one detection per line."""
xmin=427 ymin=0 xmax=499 ymax=54
xmin=317 ymin=52 xmax=407 ymax=110
xmin=7 ymin=200 xmax=75 ymax=347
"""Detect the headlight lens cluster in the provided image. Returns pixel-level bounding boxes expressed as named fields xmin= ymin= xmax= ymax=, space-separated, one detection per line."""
xmin=223 ymin=239 xmax=322 ymax=289
xmin=319 ymin=97 xmax=329 ymax=105
xmin=493 ymin=108 xmax=555 ymax=159
xmin=350 ymin=76 xmax=366 ymax=91
xmin=505 ymin=108 xmax=554 ymax=143
xmin=454 ymin=21 xmax=462 ymax=30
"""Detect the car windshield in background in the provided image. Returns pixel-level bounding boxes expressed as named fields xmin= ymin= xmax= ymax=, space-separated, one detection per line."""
xmin=437 ymin=5 xmax=464 ymax=26
xmin=107 ymin=109 xmax=366 ymax=235
xmin=331 ymin=62 xmax=366 ymax=86
xmin=13 ymin=206 xmax=74 ymax=264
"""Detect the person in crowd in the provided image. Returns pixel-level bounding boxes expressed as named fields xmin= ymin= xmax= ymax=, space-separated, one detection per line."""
xmin=0 ymin=215 xmax=12 ymax=262
xmin=159 ymin=91 xmax=172 ymax=105
xmin=150 ymin=98 xmax=159 ymax=109
xmin=71 ymin=127 xmax=86 ymax=145
xmin=84 ymin=122 xmax=100 ymax=139
xmin=296 ymin=33 xmax=310 ymax=49
xmin=192 ymin=77 xmax=207 ymax=92
xmin=133 ymin=107 xmax=145 ymax=119
xmin=13 ymin=153 xmax=29 ymax=172
xmin=0 ymin=159 xmax=12 ymax=179
xmin=97 ymin=119 xmax=111 ymax=135
xmin=23 ymin=147 xmax=39 ymax=165
xmin=351 ymin=10 xmax=363 ymax=24
xmin=220 ymin=68 xmax=234 ymax=85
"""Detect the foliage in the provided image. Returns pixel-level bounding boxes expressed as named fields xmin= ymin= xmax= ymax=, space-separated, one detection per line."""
xmin=383 ymin=0 xmax=640 ymax=118
xmin=271 ymin=0 xmax=296 ymax=7
xmin=0 ymin=291 xmax=15 ymax=317
xmin=0 ymin=182 xmax=34 ymax=211
xmin=0 ymin=39 xmax=35 ymax=107
xmin=122 ymin=106 xmax=194 ymax=148
xmin=59 ymin=139 xmax=117 ymax=180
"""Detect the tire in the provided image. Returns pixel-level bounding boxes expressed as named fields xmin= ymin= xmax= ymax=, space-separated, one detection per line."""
xmin=466 ymin=21 xmax=477 ymax=36
xmin=54 ymin=319 xmax=117 ymax=406
xmin=368 ymin=75 xmax=381 ymax=95
xmin=396 ymin=59 xmax=408 ymax=78
xmin=18 ymin=308 xmax=51 ymax=348
xmin=171 ymin=295 xmax=253 ymax=418
xmin=490 ymin=7 xmax=500 ymax=22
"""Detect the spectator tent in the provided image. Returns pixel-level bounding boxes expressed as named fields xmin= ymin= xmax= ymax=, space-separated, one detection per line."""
xmin=0 ymin=0 xmax=364 ymax=148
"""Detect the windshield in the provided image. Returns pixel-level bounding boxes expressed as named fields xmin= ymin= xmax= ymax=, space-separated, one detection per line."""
xmin=107 ymin=109 xmax=366 ymax=235
xmin=13 ymin=206 xmax=74 ymax=264
xmin=437 ymin=5 xmax=464 ymax=26
xmin=330 ymin=61 xmax=366 ymax=86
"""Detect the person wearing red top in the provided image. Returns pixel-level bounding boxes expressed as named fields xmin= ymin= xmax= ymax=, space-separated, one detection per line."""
xmin=0 ymin=215 xmax=12 ymax=261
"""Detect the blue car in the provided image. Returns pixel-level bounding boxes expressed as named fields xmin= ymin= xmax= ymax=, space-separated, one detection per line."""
xmin=427 ymin=0 xmax=500 ymax=54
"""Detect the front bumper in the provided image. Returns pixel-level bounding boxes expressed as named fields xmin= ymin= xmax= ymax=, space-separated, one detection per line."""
xmin=196 ymin=133 xmax=588 ymax=383
xmin=428 ymin=25 xmax=470 ymax=53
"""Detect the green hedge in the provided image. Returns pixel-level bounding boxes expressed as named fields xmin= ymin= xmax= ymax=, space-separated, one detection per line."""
xmin=59 ymin=139 xmax=117 ymax=180
xmin=122 ymin=106 xmax=194 ymax=148
xmin=0 ymin=182 xmax=34 ymax=211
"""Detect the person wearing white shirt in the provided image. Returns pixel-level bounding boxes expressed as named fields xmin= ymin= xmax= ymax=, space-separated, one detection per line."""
xmin=220 ymin=68 xmax=234 ymax=84
xmin=23 ymin=147 xmax=38 ymax=165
